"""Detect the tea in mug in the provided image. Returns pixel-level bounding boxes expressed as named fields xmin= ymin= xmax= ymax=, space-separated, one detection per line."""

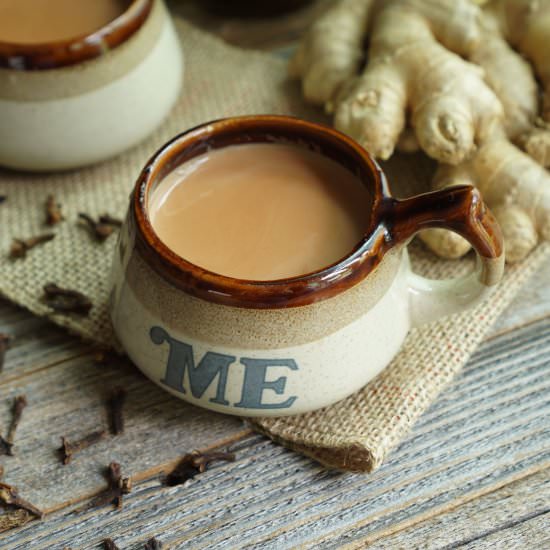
xmin=0 ymin=0 xmax=128 ymax=44
xmin=149 ymin=143 xmax=372 ymax=280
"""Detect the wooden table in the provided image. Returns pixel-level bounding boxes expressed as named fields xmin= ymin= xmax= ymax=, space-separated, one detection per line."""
xmin=1 ymin=3 xmax=549 ymax=548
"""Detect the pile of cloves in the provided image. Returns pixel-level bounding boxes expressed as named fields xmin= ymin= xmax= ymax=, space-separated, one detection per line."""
xmin=5 ymin=195 xmax=122 ymax=319
xmin=6 ymin=194 xmax=123 ymax=256
xmin=8 ymin=194 xmax=62 ymax=260
xmin=0 ymin=356 xmax=238 ymax=536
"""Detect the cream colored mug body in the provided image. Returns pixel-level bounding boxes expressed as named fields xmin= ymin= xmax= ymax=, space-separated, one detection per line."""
xmin=109 ymin=116 xmax=504 ymax=417
xmin=0 ymin=0 xmax=182 ymax=171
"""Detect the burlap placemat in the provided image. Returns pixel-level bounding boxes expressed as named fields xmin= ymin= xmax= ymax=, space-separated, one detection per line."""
xmin=1 ymin=19 xmax=549 ymax=472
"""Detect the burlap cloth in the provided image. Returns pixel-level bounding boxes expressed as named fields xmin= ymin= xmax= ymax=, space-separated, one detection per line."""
xmin=1 ymin=19 xmax=549 ymax=472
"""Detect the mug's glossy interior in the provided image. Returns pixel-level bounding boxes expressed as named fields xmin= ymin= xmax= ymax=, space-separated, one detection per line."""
xmin=0 ymin=0 xmax=152 ymax=70
xmin=133 ymin=116 xmax=396 ymax=308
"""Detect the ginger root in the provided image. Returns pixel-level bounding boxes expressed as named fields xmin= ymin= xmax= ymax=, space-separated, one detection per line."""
xmin=334 ymin=0 xmax=501 ymax=165
xmin=289 ymin=0 xmax=374 ymax=107
xmin=422 ymin=136 xmax=550 ymax=262
xmin=421 ymin=0 xmax=550 ymax=262
xmin=475 ymin=0 xmax=550 ymax=168
xmin=291 ymin=0 xmax=550 ymax=263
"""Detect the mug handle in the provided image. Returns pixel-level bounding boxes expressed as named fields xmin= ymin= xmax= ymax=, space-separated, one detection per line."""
xmin=386 ymin=185 xmax=505 ymax=327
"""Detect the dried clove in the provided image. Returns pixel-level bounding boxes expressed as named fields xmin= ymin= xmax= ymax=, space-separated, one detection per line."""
xmin=0 ymin=333 xmax=13 ymax=372
xmin=45 ymin=195 xmax=64 ymax=225
xmin=9 ymin=233 xmax=55 ymax=259
xmin=99 ymin=214 xmax=123 ymax=228
xmin=0 ymin=482 xmax=44 ymax=519
xmin=78 ymin=462 xmax=131 ymax=512
xmin=103 ymin=539 xmax=120 ymax=550
xmin=0 ymin=395 xmax=28 ymax=456
xmin=42 ymin=283 xmax=93 ymax=316
xmin=79 ymin=213 xmax=115 ymax=241
xmin=58 ymin=430 xmax=106 ymax=465
xmin=0 ymin=437 xmax=12 ymax=457
xmin=108 ymin=387 xmax=127 ymax=436
xmin=144 ymin=537 xmax=163 ymax=549
xmin=165 ymin=450 xmax=236 ymax=486
xmin=0 ymin=404 xmax=45 ymax=530
xmin=0 ymin=509 xmax=33 ymax=532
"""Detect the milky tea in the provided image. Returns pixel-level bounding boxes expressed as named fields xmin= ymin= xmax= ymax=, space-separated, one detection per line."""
xmin=149 ymin=143 xmax=372 ymax=280
xmin=0 ymin=0 xmax=128 ymax=44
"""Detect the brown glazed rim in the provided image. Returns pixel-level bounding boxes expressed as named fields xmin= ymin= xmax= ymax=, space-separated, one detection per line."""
xmin=132 ymin=115 xmax=503 ymax=309
xmin=0 ymin=0 xmax=153 ymax=71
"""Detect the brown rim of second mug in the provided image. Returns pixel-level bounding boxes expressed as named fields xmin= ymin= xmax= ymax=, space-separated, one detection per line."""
xmin=0 ymin=0 xmax=153 ymax=71
xmin=132 ymin=115 xmax=396 ymax=309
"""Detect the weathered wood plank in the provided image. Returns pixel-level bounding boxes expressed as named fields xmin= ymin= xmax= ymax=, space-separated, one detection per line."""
xmin=0 ymin=317 xmax=547 ymax=549
xmin=0 ymin=301 xmax=89 ymax=383
xmin=3 ymin=436 xmax=546 ymax=549
xmin=463 ymin=511 xmax=550 ymax=549
xmin=489 ymin=254 xmax=550 ymax=339
xmin=344 ymin=469 xmax=549 ymax=549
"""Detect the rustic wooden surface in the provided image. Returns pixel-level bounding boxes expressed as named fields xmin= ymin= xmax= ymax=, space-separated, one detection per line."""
xmin=1 ymin=1 xmax=549 ymax=548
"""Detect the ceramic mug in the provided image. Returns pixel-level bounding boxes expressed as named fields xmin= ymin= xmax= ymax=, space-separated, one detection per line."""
xmin=0 ymin=0 xmax=182 ymax=171
xmin=109 ymin=116 xmax=504 ymax=417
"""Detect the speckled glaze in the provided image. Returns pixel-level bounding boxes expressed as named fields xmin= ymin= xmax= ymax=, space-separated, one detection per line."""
xmin=109 ymin=116 xmax=504 ymax=417
xmin=0 ymin=0 xmax=183 ymax=171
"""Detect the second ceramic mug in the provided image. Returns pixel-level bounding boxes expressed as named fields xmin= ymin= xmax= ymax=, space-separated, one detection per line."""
xmin=109 ymin=116 xmax=504 ymax=417
xmin=0 ymin=0 xmax=182 ymax=171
